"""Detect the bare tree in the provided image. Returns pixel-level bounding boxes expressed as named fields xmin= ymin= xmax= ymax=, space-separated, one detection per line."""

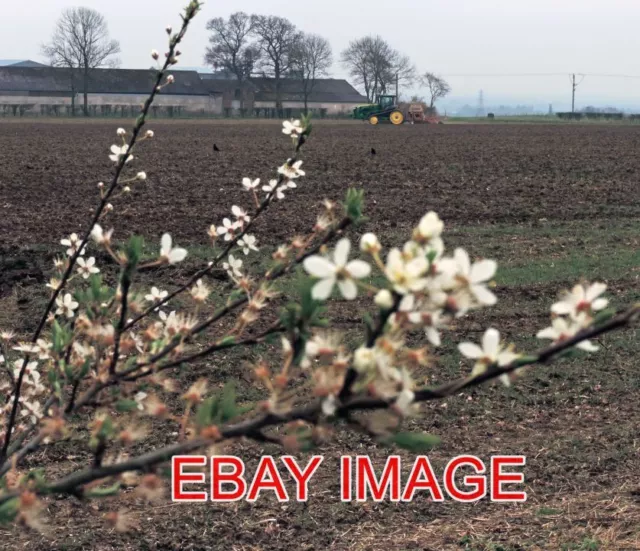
xmin=42 ymin=7 xmax=120 ymax=117
xmin=251 ymin=15 xmax=301 ymax=117
xmin=204 ymin=12 xmax=260 ymax=114
xmin=290 ymin=33 xmax=332 ymax=115
xmin=341 ymin=36 xmax=414 ymax=102
xmin=422 ymin=72 xmax=451 ymax=111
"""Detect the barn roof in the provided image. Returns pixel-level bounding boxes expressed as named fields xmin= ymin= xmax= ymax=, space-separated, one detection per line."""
xmin=0 ymin=67 xmax=210 ymax=96
xmin=0 ymin=59 xmax=47 ymax=68
xmin=250 ymin=77 xmax=367 ymax=103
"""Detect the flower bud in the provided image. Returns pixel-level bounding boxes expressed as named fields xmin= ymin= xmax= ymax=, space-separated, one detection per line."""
xmin=166 ymin=25 xmax=172 ymax=34
xmin=145 ymin=130 xmax=154 ymax=138
xmin=123 ymin=186 xmax=131 ymax=193
xmin=374 ymin=289 xmax=394 ymax=309
xmin=360 ymin=232 xmax=381 ymax=254
xmin=353 ymin=346 xmax=375 ymax=372
xmin=105 ymin=203 xmax=114 ymax=212
xmin=137 ymin=172 xmax=147 ymax=181
xmin=166 ymin=75 xmax=175 ymax=84
xmin=117 ymin=128 xmax=126 ymax=137
xmin=97 ymin=181 xmax=104 ymax=189
xmin=151 ymin=49 xmax=159 ymax=60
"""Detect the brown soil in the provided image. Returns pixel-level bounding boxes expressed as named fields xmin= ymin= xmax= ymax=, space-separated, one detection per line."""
xmin=0 ymin=121 xmax=639 ymax=551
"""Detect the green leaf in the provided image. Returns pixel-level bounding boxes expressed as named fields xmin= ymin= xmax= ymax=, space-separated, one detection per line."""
xmin=592 ymin=307 xmax=617 ymax=326
xmin=115 ymin=399 xmax=139 ymax=413
xmin=218 ymin=381 xmax=237 ymax=423
xmin=85 ymin=481 xmax=121 ymax=498
xmin=344 ymin=188 xmax=365 ymax=222
xmin=387 ymin=432 xmax=441 ymax=452
xmin=123 ymin=236 xmax=143 ymax=271
xmin=0 ymin=498 xmax=19 ymax=524
xmin=195 ymin=396 xmax=218 ymax=429
xmin=217 ymin=336 xmax=236 ymax=348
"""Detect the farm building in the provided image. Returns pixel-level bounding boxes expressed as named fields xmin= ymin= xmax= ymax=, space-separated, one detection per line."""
xmin=0 ymin=66 xmax=220 ymax=116
xmin=250 ymin=77 xmax=368 ymax=117
xmin=0 ymin=65 xmax=366 ymax=117
xmin=199 ymin=74 xmax=368 ymax=117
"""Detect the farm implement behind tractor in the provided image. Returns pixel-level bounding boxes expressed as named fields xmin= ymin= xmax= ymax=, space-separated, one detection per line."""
xmin=352 ymin=94 xmax=443 ymax=125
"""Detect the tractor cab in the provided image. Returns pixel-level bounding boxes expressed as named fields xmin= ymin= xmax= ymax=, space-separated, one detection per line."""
xmin=377 ymin=95 xmax=397 ymax=110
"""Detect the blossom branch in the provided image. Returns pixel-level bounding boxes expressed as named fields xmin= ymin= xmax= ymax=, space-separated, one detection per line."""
xmin=0 ymin=2 xmax=201 ymax=463
xmin=0 ymin=303 xmax=634 ymax=507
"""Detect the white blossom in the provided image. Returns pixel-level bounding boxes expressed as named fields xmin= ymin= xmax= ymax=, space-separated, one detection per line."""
xmin=134 ymin=391 xmax=148 ymax=411
xmin=55 ymin=293 xmax=78 ymax=318
xmin=91 ymin=224 xmax=113 ymax=246
xmin=217 ymin=218 xmax=238 ymax=241
xmin=242 ymin=177 xmax=260 ymax=191
xmin=223 ymin=255 xmax=243 ymax=278
xmin=117 ymin=128 xmax=126 ymax=137
xmin=76 ymin=257 xmax=99 ymax=279
xmin=458 ymin=328 xmax=520 ymax=377
xmin=277 ymin=159 xmax=305 ymax=179
xmin=321 ymin=394 xmax=337 ymax=416
xmin=145 ymin=287 xmax=168 ymax=303
xmin=151 ymin=50 xmax=159 ymax=60
xmin=414 ymin=211 xmax=444 ymax=247
xmin=231 ymin=205 xmax=250 ymax=226
xmin=190 ymin=279 xmax=210 ymax=302
xmin=137 ymin=172 xmax=147 ymax=181
xmin=384 ymin=248 xmax=428 ymax=295
xmin=551 ymin=282 xmax=608 ymax=319
xmin=159 ymin=234 xmax=187 ymax=264
xmin=60 ymin=233 xmax=85 ymax=257
xmin=537 ymin=317 xmax=598 ymax=352
xmin=393 ymin=389 xmax=415 ymax=416
xmin=238 ymin=234 xmax=258 ymax=255
xmin=303 ymin=239 xmax=371 ymax=301
xmin=282 ymin=119 xmax=304 ymax=136
xmin=360 ymin=233 xmax=381 ymax=254
xmin=442 ymin=248 xmax=497 ymax=306
xmin=109 ymin=144 xmax=133 ymax=164
xmin=374 ymin=289 xmax=394 ymax=309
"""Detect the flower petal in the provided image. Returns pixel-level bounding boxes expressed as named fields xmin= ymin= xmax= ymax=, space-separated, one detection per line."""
xmin=454 ymin=248 xmax=470 ymax=275
xmin=169 ymin=248 xmax=187 ymax=264
xmin=586 ymin=283 xmax=607 ymax=302
xmin=303 ymin=256 xmax=335 ymax=278
xmin=458 ymin=342 xmax=483 ymax=359
xmin=551 ymin=301 xmax=572 ymax=315
xmin=311 ymin=277 xmax=335 ymax=301
xmin=482 ymin=328 xmax=500 ymax=357
xmin=472 ymin=284 xmax=497 ymax=306
xmin=576 ymin=340 xmax=598 ymax=352
xmin=591 ymin=297 xmax=608 ymax=311
xmin=346 ymin=259 xmax=371 ymax=279
xmin=160 ymin=233 xmax=172 ymax=255
xmin=333 ymin=238 xmax=351 ymax=267
xmin=470 ymin=260 xmax=496 ymax=283
xmin=337 ymin=279 xmax=358 ymax=300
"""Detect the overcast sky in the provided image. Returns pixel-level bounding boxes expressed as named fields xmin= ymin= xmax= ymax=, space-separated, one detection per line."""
xmin=4 ymin=0 xmax=640 ymax=109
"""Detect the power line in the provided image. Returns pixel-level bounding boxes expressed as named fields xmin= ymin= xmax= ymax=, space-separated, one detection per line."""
xmin=440 ymin=72 xmax=640 ymax=79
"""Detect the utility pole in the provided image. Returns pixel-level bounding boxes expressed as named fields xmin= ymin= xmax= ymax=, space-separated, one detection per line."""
xmin=570 ymin=74 xmax=584 ymax=113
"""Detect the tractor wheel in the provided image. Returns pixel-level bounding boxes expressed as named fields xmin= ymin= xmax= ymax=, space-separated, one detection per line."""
xmin=390 ymin=111 xmax=404 ymax=125
xmin=368 ymin=115 xmax=379 ymax=125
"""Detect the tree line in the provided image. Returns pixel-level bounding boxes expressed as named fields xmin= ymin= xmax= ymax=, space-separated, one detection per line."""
xmin=39 ymin=7 xmax=451 ymax=117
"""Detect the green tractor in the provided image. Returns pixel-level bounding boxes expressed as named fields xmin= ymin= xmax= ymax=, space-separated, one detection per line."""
xmin=352 ymin=94 xmax=405 ymax=125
